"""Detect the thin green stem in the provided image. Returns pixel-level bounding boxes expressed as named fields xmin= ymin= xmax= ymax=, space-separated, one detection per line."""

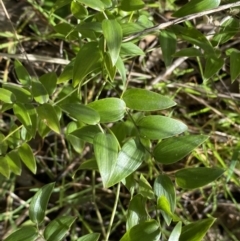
xmin=105 ymin=182 xmax=121 ymax=241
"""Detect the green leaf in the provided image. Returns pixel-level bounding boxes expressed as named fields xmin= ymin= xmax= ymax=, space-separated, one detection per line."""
xmin=60 ymin=102 xmax=100 ymax=125
xmin=13 ymin=103 xmax=32 ymax=132
xmin=171 ymin=25 xmax=214 ymax=54
xmin=120 ymin=220 xmax=161 ymax=241
xmin=230 ymin=50 xmax=240 ymax=83
xmin=29 ymin=183 xmax=55 ymax=225
xmin=76 ymin=233 xmax=100 ymax=241
xmin=0 ymin=88 xmax=16 ymax=103
xmin=3 ymin=83 xmax=32 ymax=103
xmin=3 ymin=226 xmax=38 ymax=241
xmin=32 ymin=77 xmax=49 ymax=104
xmin=138 ymin=175 xmax=155 ymax=199
xmin=176 ymin=167 xmax=225 ymax=189
xmin=76 ymin=0 xmax=105 ymax=11
xmin=14 ymin=59 xmax=31 ymax=86
xmin=123 ymin=88 xmax=176 ymax=111
xmin=212 ymin=17 xmax=239 ymax=45
xmin=70 ymin=125 xmax=101 ymax=144
xmin=179 ymin=218 xmax=216 ymax=241
xmin=106 ymin=138 xmax=146 ymax=187
xmin=102 ymin=19 xmax=122 ymax=66
xmin=173 ymin=48 xmax=202 ymax=57
xmin=104 ymin=52 xmax=117 ymax=81
xmin=126 ymin=194 xmax=148 ymax=230
xmin=73 ymin=42 xmax=101 ymax=87
xmin=18 ymin=143 xmax=36 ymax=174
xmin=137 ymin=116 xmax=187 ymax=140
xmin=5 ymin=150 xmax=22 ymax=175
xmin=159 ymin=30 xmax=176 ymax=67
xmin=88 ymin=98 xmax=126 ymax=123
xmin=79 ymin=159 xmax=98 ymax=171
xmin=51 ymin=0 xmax=71 ymax=11
xmin=120 ymin=0 xmax=144 ymax=11
xmin=58 ymin=60 xmax=74 ymax=83
xmin=93 ymin=133 xmax=119 ymax=187
xmin=121 ymin=42 xmax=144 ymax=57
xmin=173 ymin=0 xmax=220 ymax=17
xmin=25 ymin=104 xmax=38 ymax=138
xmin=71 ymin=1 xmax=88 ymax=19
xmin=0 ymin=156 xmax=10 ymax=178
xmin=153 ymin=135 xmax=208 ymax=164
xmin=169 ymin=222 xmax=182 ymax=241
xmin=157 ymin=196 xmax=173 ymax=216
xmin=37 ymin=104 xmax=61 ymax=134
xmin=39 ymin=72 xmax=57 ymax=95
xmin=154 ymin=175 xmax=176 ymax=225
xmin=116 ymin=57 xmax=126 ymax=85
xmin=0 ymin=133 xmax=8 ymax=155
xmin=203 ymin=56 xmax=224 ymax=80
xmin=44 ymin=216 xmax=76 ymax=241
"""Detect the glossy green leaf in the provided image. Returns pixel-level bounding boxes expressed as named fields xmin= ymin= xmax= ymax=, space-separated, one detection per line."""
xmin=44 ymin=216 xmax=76 ymax=241
xmin=88 ymin=98 xmax=126 ymax=123
xmin=13 ymin=103 xmax=32 ymax=132
xmin=173 ymin=48 xmax=202 ymax=57
xmin=5 ymin=150 xmax=22 ymax=175
xmin=126 ymin=194 xmax=148 ymax=230
xmin=32 ymin=77 xmax=49 ymax=104
xmin=173 ymin=0 xmax=220 ymax=17
xmin=3 ymin=226 xmax=38 ymax=241
xmin=6 ymin=124 xmax=21 ymax=149
xmin=179 ymin=218 xmax=215 ymax=241
xmin=94 ymin=133 xmax=119 ymax=187
xmin=77 ymin=233 xmax=100 ymax=241
xmin=29 ymin=182 xmax=55 ymax=225
xmin=66 ymin=134 xmax=84 ymax=153
xmin=120 ymin=220 xmax=161 ymax=241
xmin=123 ymin=88 xmax=176 ymax=111
xmin=0 ymin=88 xmax=16 ymax=103
xmin=176 ymin=167 xmax=225 ymax=189
xmin=230 ymin=50 xmax=240 ymax=83
xmin=106 ymin=138 xmax=146 ymax=187
xmin=120 ymin=0 xmax=144 ymax=11
xmin=14 ymin=59 xmax=31 ymax=86
xmin=160 ymin=30 xmax=176 ymax=66
xmin=37 ymin=104 xmax=61 ymax=134
xmin=153 ymin=135 xmax=208 ymax=164
xmin=122 ymin=22 xmax=146 ymax=36
xmin=137 ymin=116 xmax=187 ymax=140
xmin=60 ymin=102 xmax=100 ymax=125
xmin=169 ymin=222 xmax=182 ymax=241
xmin=102 ymin=19 xmax=122 ymax=65
xmin=76 ymin=0 xmax=105 ymax=11
xmin=39 ymin=72 xmax=57 ymax=95
xmin=73 ymin=42 xmax=101 ymax=87
xmin=18 ymin=143 xmax=36 ymax=174
xmin=76 ymin=22 xmax=102 ymax=34
xmin=121 ymin=42 xmax=144 ymax=57
xmin=71 ymin=1 xmax=88 ymax=19
xmin=139 ymin=175 xmax=155 ymax=199
xmin=70 ymin=125 xmax=101 ymax=144
xmin=154 ymin=175 xmax=176 ymax=225
xmin=0 ymin=156 xmax=10 ymax=178
xmin=203 ymin=56 xmax=224 ymax=80
xmin=3 ymin=83 xmax=32 ymax=103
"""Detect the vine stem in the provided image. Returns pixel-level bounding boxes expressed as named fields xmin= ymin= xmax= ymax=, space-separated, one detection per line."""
xmin=105 ymin=182 xmax=121 ymax=241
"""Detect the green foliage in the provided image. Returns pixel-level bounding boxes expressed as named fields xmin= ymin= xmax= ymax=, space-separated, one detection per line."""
xmin=2 ymin=0 xmax=237 ymax=239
